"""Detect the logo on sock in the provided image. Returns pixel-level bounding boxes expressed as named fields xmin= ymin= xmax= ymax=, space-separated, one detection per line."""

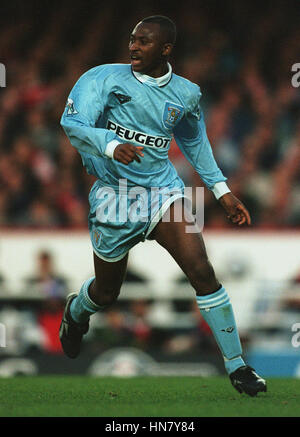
xmin=221 ymin=326 xmax=235 ymax=333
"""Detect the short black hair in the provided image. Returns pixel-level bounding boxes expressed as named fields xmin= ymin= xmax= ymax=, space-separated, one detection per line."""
xmin=141 ymin=15 xmax=176 ymax=45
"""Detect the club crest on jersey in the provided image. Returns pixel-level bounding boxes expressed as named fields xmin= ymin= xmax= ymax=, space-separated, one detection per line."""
xmin=66 ymin=98 xmax=78 ymax=115
xmin=163 ymin=101 xmax=184 ymax=129
xmin=92 ymin=228 xmax=102 ymax=248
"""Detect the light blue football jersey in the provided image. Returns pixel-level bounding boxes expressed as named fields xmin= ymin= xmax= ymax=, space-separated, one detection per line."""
xmin=60 ymin=63 xmax=226 ymax=190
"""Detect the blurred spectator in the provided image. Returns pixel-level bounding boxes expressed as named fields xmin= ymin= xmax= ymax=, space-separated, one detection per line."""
xmin=164 ymin=301 xmax=217 ymax=355
xmin=0 ymin=306 xmax=42 ymax=356
xmin=278 ymin=266 xmax=300 ymax=313
xmin=25 ymin=250 xmax=68 ymax=354
xmin=92 ymin=300 xmax=153 ymax=351
xmin=25 ymin=250 xmax=68 ymax=299
xmin=126 ymin=300 xmax=153 ymax=349
xmin=98 ymin=309 xmax=133 ymax=349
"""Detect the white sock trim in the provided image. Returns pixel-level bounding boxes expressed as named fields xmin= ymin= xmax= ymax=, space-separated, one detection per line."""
xmin=197 ymin=296 xmax=230 ymax=310
xmin=196 ymin=289 xmax=227 ymax=305
xmin=223 ymin=355 xmax=242 ymax=362
xmin=196 ymin=289 xmax=230 ymax=309
xmin=82 ymin=277 xmax=102 ymax=311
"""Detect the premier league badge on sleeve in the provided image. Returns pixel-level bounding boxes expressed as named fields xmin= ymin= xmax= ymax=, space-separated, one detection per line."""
xmin=66 ymin=98 xmax=79 ymax=115
xmin=163 ymin=101 xmax=184 ymax=130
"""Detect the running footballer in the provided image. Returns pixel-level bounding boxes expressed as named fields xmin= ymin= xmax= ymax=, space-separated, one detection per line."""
xmin=59 ymin=15 xmax=267 ymax=397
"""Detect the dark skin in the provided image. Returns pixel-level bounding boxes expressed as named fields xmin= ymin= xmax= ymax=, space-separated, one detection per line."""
xmin=88 ymin=21 xmax=251 ymax=306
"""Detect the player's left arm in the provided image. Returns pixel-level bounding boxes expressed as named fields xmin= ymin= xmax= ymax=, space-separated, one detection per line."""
xmin=218 ymin=192 xmax=251 ymax=226
xmin=173 ymin=89 xmax=251 ymax=226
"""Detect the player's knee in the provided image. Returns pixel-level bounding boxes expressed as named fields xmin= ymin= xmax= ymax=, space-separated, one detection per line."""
xmin=187 ymin=259 xmax=219 ymax=295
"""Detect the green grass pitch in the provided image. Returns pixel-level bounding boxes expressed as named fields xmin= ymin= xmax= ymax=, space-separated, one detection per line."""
xmin=0 ymin=376 xmax=299 ymax=417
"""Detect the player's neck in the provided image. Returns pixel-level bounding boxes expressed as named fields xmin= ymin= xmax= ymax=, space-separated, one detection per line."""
xmin=143 ymin=62 xmax=169 ymax=78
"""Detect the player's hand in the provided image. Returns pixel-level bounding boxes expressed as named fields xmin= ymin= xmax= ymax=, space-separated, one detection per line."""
xmin=113 ymin=143 xmax=144 ymax=165
xmin=218 ymin=193 xmax=251 ymax=226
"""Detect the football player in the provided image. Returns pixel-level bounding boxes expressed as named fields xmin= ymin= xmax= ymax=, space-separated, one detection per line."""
xmin=60 ymin=15 xmax=266 ymax=397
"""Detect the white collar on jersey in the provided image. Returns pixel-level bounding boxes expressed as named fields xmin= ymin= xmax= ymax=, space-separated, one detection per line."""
xmin=132 ymin=62 xmax=172 ymax=87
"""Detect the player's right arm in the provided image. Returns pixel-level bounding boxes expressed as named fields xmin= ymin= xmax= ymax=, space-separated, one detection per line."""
xmin=60 ymin=66 xmax=143 ymax=165
xmin=61 ymin=67 xmax=119 ymax=158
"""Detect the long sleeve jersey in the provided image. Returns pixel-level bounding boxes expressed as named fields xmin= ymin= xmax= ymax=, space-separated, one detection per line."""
xmin=60 ymin=63 xmax=227 ymax=190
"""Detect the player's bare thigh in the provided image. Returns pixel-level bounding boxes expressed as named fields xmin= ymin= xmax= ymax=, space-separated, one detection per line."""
xmin=149 ymin=200 xmax=220 ymax=295
xmin=89 ymin=252 xmax=129 ymax=306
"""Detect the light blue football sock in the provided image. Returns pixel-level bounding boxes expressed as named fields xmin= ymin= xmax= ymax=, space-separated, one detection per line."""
xmin=196 ymin=286 xmax=245 ymax=374
xmin=70 ymin=277 xmax=106 ymax=324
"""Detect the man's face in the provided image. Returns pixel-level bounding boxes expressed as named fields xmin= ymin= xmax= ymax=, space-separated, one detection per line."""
xmin=129 ymin=22 xmax=168 ymax=75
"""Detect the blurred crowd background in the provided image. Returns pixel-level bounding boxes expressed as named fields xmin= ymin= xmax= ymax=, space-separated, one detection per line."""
xmin=0 ymin=0 xmax=299 ymax=230
xmin=0 ymin=0 xmax=300 ymax=376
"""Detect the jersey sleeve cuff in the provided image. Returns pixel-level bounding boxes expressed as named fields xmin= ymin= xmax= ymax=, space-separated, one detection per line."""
xmin=212 ymin=181 xmax=231 ymax=200
xmin=105 ymin=140 xmax=120 ymax=159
